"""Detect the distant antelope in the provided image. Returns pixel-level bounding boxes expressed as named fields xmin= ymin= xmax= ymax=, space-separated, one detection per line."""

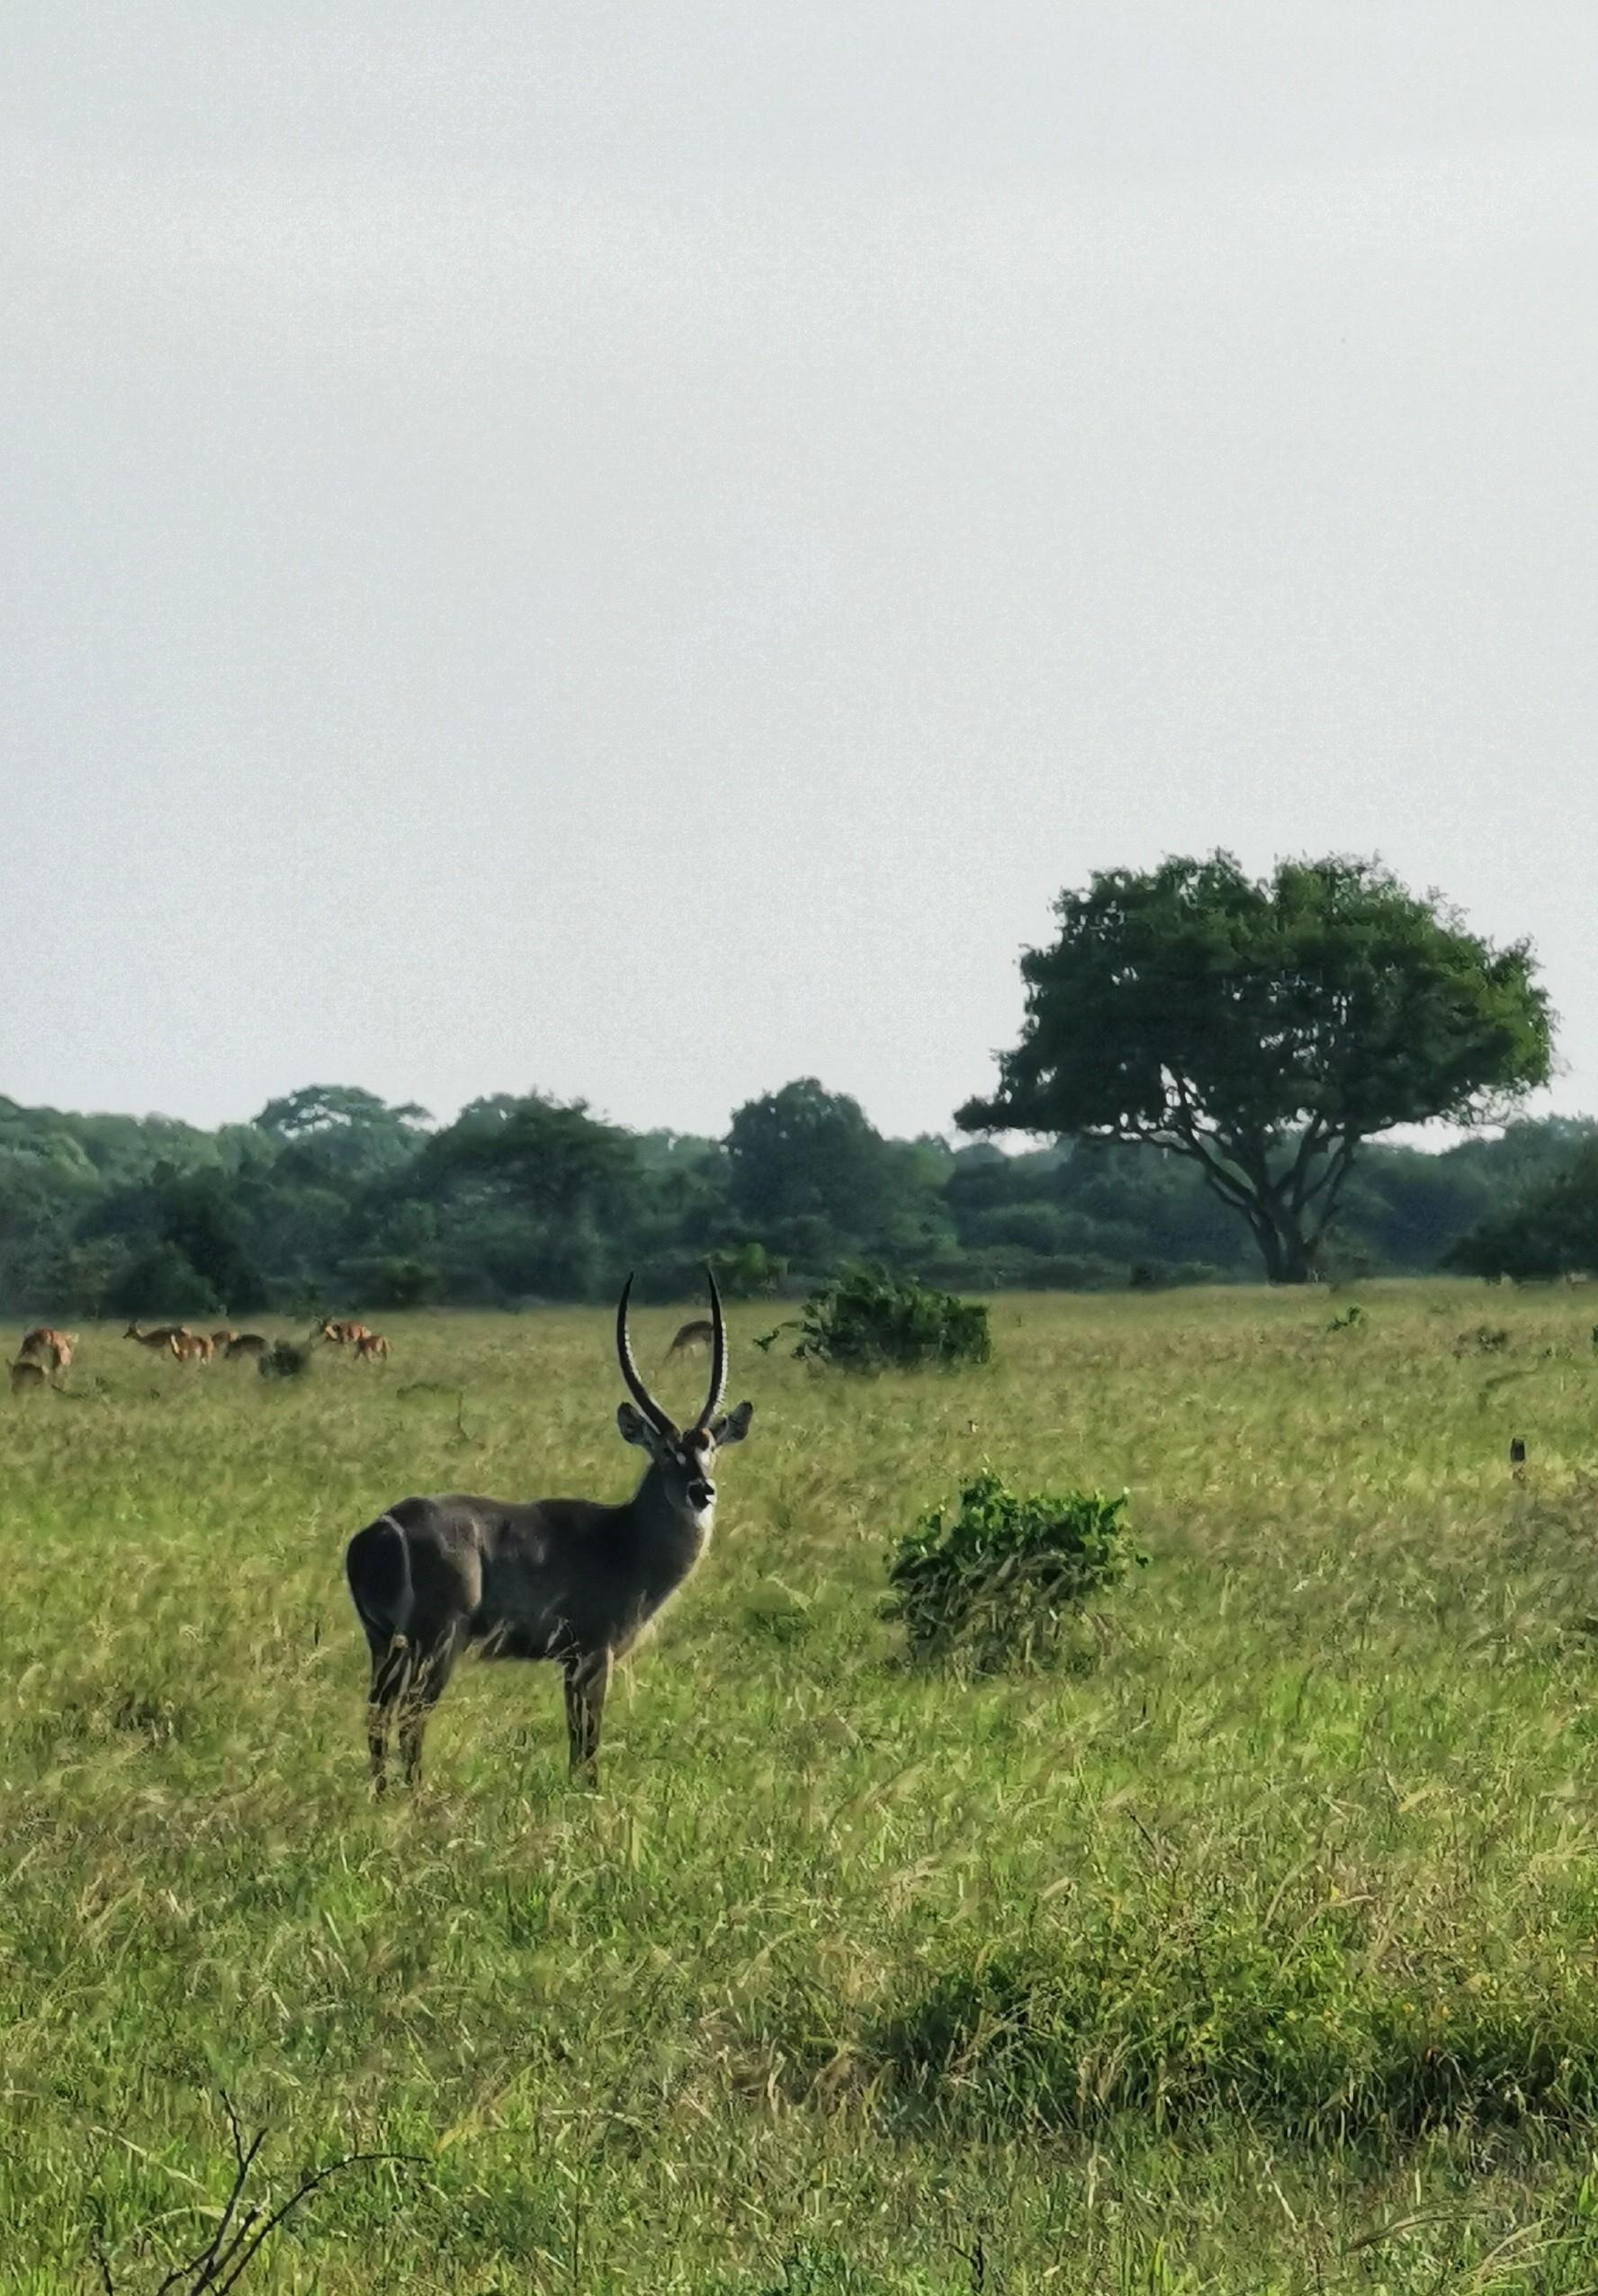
xmin=211 ymin=1327 xmax=238 ymax=1349
xmin=345 ymin=1269 xmax=752 ymax=1790
xmin=19 ymin=1327 xmax=73 ymax=1372
xmin=225 ymin=1332 xmax=269 ymax=1359
xmin=353 ymin=1331 xmax=390 ymax=1361
xmin=9 ymin=1358 xmax=48 ymax=1394
xmin=125 ymin=1323 xmax=182 ymax=1358
xmin=319 ymin=1318 xmax=372 ymax=1347
xmin=663 ymin=1317 xmax=715 ymax=1363
xmin=171 ymin=1329 xmax=213 ymax=1363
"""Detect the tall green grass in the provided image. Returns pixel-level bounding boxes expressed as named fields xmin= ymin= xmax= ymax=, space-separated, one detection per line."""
xmin=5 ymin=1286 xmax=1598 ymax=2290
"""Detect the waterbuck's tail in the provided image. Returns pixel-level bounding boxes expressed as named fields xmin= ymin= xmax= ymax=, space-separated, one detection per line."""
xmin=346 ymin=1513 xmax=414 ymax=1645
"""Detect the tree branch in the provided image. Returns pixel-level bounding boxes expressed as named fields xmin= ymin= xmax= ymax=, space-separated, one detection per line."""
xmin=100 ymin=2092 xmax=423 ymax=2296
xmin=1306 ymin=1137 xmax=1359 ymax=1245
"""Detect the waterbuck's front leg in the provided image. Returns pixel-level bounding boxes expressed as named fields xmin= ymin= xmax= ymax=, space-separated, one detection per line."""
xmin=563 ymin=1649 xmax=612 ymax=1785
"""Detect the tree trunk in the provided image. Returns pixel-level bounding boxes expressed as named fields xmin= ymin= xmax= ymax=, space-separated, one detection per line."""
xmin=1253 ymin=1213 xmax=1317 ymax=1285
xmin=1180 ymin=1128 xmax=1349 ymax=1284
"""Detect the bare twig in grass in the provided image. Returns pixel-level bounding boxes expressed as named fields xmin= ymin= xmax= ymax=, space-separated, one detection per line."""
xmin=92 ymin=2092 xmax=419 ymax=2293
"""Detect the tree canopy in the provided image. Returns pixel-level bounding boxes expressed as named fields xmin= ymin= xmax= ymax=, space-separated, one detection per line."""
xmin=1447 ymin=1136 xmax=1598 ymax=1281
xmin=0 ymin=1063 xmax=1586 ymax=1316
xmin=255 ymin=1086 xmax=432 ymax=1178
xmin=958 ymin=854 xmax=1552 ymax=1281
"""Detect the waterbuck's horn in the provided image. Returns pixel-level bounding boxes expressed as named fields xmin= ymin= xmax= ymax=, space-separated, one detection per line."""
xmin=695 ymin=1266 xmax=728 ymax=1431
xmin=616 ymin=1274 xmax=674 ymax=1434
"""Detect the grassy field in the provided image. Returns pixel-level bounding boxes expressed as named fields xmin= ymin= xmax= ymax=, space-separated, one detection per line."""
xmin=7 ymin=1285 xmax=1598 ymax=2292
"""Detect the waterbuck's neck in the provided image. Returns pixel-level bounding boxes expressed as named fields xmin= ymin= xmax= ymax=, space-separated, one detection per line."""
xmin=615 ymin=1457 xmax=714 ymax=1591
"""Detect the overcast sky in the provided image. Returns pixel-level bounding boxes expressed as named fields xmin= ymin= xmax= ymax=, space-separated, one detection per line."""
xmin=4 ymin=4 xmax=1596 ymax=1142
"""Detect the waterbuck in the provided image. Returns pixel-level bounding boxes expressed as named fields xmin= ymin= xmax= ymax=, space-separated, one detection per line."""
xmin=344 ymin=1271 xmax=752 ymax=1790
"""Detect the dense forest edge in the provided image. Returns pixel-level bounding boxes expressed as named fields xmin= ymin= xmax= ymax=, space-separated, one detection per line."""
xmin=3 ymin=1080 xmax=1593 ymax=1317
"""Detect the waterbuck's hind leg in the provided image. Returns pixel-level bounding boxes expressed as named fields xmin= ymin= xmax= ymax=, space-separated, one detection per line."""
xmin=366 ymin=1637 xmax=413 ymax=1797
xmin=398 ymin=1635 xmax=459 ymax=1789
xmin=563 ymin=1650 xmax=612 ymax=1786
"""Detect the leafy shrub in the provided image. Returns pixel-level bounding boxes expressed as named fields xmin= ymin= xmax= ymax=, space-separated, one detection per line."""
xmin=106 ymin=1242 xmax=220 ymax=1321
xmin=707 ymin=1240 xmax=789 ymax=1298
xmin=337 ymin=1254 xmax=442 ymax=1308
xmin=257 ymin=1340 xmax=311 ymax=1380
xmin=768 ymin=1265 xmax=991 ymax=1372
xmin=1167 ymin=1259 xmax=1231 ymax=1287
xmin=1327 ymin=1303 xmax=1365 ymax=1332
xmin=883 ymin=1472 xmax=1142 ymax=1668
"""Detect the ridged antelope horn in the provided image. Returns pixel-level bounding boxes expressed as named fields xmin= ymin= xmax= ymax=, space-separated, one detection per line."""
xmin=695 ymin=1266 xmax=728 ymax=1432
xmin=615 ymin=1275 xmax=674 ymax=1434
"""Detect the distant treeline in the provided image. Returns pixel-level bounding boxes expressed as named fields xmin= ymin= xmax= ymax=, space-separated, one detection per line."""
xmin=0 ymin=1080 xmax=1590 ymax=1317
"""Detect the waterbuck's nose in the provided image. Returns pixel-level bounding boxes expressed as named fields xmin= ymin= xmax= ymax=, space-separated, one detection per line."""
xmin=687 ymin=1475 xmax=715 ymax=1511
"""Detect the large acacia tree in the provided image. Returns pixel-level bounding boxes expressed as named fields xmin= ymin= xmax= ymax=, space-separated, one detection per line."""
xmin=957 ymin=854 xmax=1551 ymax=1283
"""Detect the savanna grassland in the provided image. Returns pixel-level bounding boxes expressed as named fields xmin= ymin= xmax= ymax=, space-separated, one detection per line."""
xmin=8 ymin=1287 xmax=1598 ymax=2293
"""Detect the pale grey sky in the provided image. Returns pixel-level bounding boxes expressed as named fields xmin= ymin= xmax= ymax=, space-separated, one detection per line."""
xmin=4 ymin=4 xmax=1596 ymax=1141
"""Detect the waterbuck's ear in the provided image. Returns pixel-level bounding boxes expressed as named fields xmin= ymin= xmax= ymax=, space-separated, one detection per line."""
xmin=709 ymin=1400 xmax=754 ymax=1448
xmin=616 ymin=1402 xmax=664 ymax=1450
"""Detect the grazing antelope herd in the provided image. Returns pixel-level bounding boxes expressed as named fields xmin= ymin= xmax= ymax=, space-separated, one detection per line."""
xmin=318 ymin=1318 xmax=391 ymax=1359
xmin=124 ymin=1322 xmax=267 ymax=1363
xmin=344 ymin=1270 xmax=751 ymax=1790
xmin=8 ymin=1316 xmax=391 ymax=1390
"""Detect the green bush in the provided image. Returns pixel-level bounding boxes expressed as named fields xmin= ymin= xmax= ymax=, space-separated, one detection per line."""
xmin=106 ymin=1242 xmax=220 ymax=1321
xmin=773 ymin=1265 xmax=991 ymax=1372
xmin=257 ymin=1339 xmax=311 ymax=1380
xmin=337 ymin=1254 xmax=442 ymax=1308
xmin=883 ymin=1471 xmax=1142 ymax=1668
xmin=706 ymin=1240 xmax=789 ymax=1298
